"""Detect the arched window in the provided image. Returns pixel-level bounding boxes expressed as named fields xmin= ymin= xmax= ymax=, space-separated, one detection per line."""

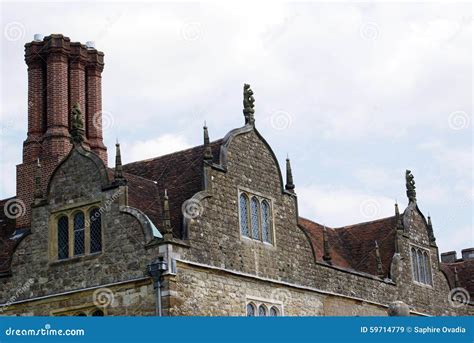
xmin=270 ymin=306 xmax=280 ymax=316
xmin=411 ymin=246 xmax=432 ymax=285
xmin=57 ymin=216 xmax=69 ymax=260
xmin=261 ymin=200 xmax=272 ymax=243
xmin=417 ymin=250 xmax=424 ymax=283
xmin=423 ymin=252 xmax=432 ymax=285
xmin=240 ymin=194 xmax=250 ymax=237
xmin=90 ymin=208 xmax=102 ymax=253
xmin=73 ymin=212 xmax=85 ymax=256
xmin=238 ymin=191 xmax=274 ymax=244
xmin=258 ymin=304 xmax=267 ymax=317
xmin=250 ymin=197 xmax=260 ymax=240
xmin=411 ymin=247 xmax=418 ymax=281
xmin=246 ymin=303 xmax=256 ymax=317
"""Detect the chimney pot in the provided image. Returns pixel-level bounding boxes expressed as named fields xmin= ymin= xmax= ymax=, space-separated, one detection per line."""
xmin=33 ymin=34 xmax=44 ymax=42
xmin=441 ymin=251 xmax=457 ymax=263
xmin=461 ymin=248 xmax=474 ymax=261
xmin=86 ymin=41 xmax=96 ymax=49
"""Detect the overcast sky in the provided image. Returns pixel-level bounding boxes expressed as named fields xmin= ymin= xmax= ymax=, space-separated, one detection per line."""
xmin=1 ymin=2 xmax=472 ymax=256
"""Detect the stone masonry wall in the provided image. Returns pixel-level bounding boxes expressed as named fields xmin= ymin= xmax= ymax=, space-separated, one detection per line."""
xmin=180 ymin=127 xmax=472 ymax=316
xmin=1 ymin=146 xmax=160 ymax=315
xmin=169 ymin=262 xmax=387 ymax=316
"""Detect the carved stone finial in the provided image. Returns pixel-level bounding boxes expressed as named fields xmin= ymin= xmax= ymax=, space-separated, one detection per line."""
xmin=426 ymin=215 xmax=437 ymax=246
xmin=70 ymin=103 xmax=85 ymax=143
xmin=163 ymin=189 xmax=173 ymax=239
xmin=34 ymin=158 xmax=42 ymax=199
xmin=285 ymin=157 xmax=295 ymax=192
xmin=203 ymin=123 xmax=213 ymax=161
xmin=114 ymin=141 xmax=125 ymax=183
xmin=405 ymin=170 xmax=416 ymax=203
xmin=395 ymin=202 xmax=403 ymax=231
xmin=375 ymin=240 xmax=384 ymax=278
xmin=243 ymin=83 xmax=255 ymax=126
xmin=323 ymin=226 xmax=332 ymax=264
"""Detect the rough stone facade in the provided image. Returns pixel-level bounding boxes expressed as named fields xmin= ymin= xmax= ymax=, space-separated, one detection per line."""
xmin=0 ymin=34 xmax=472 ymax=317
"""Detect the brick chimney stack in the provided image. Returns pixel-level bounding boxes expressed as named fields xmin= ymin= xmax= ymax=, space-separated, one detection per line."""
xmin=16 ymin=34 xmax=107 ymax=228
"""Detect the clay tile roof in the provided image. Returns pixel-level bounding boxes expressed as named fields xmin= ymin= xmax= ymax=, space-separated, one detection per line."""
xmin=441 ymin=260 xmax=474 ymax=299
xmin=120 ymin=140 xmax=222 ymax=238
xmin=298 ymin=216 xmax=397 ymax=278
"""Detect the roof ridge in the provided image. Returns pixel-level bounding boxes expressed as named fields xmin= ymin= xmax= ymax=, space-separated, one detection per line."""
xmin=122 ymin=138 xmax=223 ymax=167
xmin=334 ymin=215 xmax=396 ymax=230
xmin=299 ymin=215 xmax=396 ymax=230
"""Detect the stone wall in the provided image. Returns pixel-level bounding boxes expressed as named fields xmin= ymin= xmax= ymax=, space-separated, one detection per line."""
xmin=1 ymin=278 xmax=154 ymax=316
xmin=168 ymin=261 xmax=387 ymax=316
xmin=179 ymin=127 xmax=472 ymax=316
xmin=1 ymin=146 xmax=160 ymax=315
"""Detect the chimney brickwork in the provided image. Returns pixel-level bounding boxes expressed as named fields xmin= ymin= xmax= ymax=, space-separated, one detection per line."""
xmin=16 ymin=34 xmax=107 ymax=228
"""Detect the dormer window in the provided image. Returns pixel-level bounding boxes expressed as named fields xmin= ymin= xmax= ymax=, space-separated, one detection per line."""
xmin=51 ymin=205 xmax=103 ymax=262
xmin=238 ymin=190 xmax=274 ymax=244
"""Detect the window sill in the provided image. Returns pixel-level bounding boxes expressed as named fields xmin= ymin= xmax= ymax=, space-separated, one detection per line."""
xmin=412 ymin=280 xmax=433 ymax=289
xmin=49 ymin=252 xmax=103 ymax=267
xmin=241 ymin=235 xmax=275 ymax=248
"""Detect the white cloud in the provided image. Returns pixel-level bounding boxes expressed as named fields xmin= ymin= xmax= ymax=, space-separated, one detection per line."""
xmin=119 ymin=134 xmax=191 ymax=164
xmin=298 ymin=184 xmax=396 ymax=227
xmin=0 ymin=2 xmax=471 ymax=254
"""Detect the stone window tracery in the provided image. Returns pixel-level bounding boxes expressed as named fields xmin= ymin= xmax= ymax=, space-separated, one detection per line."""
xmin=239 ymin=190 xmax=274 ymax=245
xmin=51 ymin=205 xmax=103 ymax=262
xmin=410 ymin=245 xmax=432 ymax=285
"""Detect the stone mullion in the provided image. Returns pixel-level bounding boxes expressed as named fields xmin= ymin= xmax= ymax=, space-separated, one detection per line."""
xmin=257 ymin=199 xmax=262 ymax=242
xmin=85 ymin=208 xmax=91 ymax=255
xmin=246 ymin=193 xmax=251 ymax=239
xmin=68 ymin=212 xmax=74 ymax=258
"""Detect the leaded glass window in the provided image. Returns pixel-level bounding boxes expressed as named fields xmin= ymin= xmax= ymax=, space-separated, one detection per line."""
xmin=250 ymin=197 xmax=260 ymax=240
xmin=411 ymin=246 xmax=431 ymax=285
xmin=423 ymin=252 xmax=432 ymax=285
xmin=240 ymin=194 xmax=250 ymax=237
xmin=90 ymin=208 xmax=102 ymax=253
xmin=57 ymin=216 xmax=69 ymax=260
xmin=417 ymin=250 xmax=424 ymax=283
xmin=261 ymin=200 xmax=272 ymax=243
xmin=270 ymin=306 xmax=279 ymax=316
xmin=258 ymin=305 xmax=267 ymax=317
xmin=246 ymin=303 xmax=256 ymax=317
xmin=239 ymin=191 xmax=274 ymax=245
xmin=411 ymin=247 xmax=418 ymax=281
xmin=74 ymin=212 xmax=85 ymax=256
